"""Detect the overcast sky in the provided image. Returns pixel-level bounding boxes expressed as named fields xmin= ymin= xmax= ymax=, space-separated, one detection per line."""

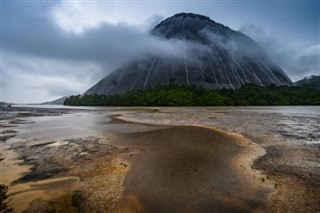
xmin=1 ymin=0 xmax=319 ymax=103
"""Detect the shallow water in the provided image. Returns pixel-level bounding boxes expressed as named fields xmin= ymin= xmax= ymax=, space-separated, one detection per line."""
xmin=6 ymin=111 xmax=162 ymax=146
xmin=245 ymin=106 xmax=320 ymax=115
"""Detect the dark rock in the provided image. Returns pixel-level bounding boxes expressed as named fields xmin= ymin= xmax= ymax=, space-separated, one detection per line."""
xmin=0 ymin=133 xmax=16 ymax=142
xmin=71 ymin=190 xmax=83 ymax=209
xmin=0 ymin=184 xmax=13 ymax=213
xmin=12 ymin=165 xmax=67 ymax=184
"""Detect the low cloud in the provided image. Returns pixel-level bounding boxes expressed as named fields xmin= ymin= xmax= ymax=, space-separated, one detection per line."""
xmin=2 ymin=2 xmax=181 ymax=103
xmin=2 ymin=53 xmax=100 ymax=103
xmin=239 ymin=24 xmax=320 ymax=81
xmin=4 ymin=10 xmax=176 ymax=71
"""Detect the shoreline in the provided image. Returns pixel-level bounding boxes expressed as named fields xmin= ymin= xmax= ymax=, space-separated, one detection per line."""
xmin=1 ymin=106 xmax=319 ymax=212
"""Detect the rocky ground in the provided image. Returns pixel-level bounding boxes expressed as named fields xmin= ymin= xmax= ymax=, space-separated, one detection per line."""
xmin=17 ymin=136 xmax=130 ymax=213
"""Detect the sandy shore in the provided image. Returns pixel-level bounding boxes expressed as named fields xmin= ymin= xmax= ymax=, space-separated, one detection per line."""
xmin=0 ymin=106 xmax=319 ymax=212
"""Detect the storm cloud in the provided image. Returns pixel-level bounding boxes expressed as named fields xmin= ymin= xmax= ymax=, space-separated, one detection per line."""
xmin=3 ymin=2 xmax=175 ymax=70
xmin=1 ymin=1 xmax=319 ymax=103
xmin=2 ymin=2 xmax=180 ymax=102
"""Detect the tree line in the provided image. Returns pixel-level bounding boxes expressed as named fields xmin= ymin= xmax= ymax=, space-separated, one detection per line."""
xmin=64 ymin=84 xmax=320 ymax=106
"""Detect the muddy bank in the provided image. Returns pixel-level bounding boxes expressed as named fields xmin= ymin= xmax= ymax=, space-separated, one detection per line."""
xmin=15 ymin=124 xmax=271 ymax=213
xmin=110 ymin=125 xmax=273 ymax=213
xmin=119 ymin=106 xmax=320 ymax=212
xmin=6 ymin=125 xmax=271 ymax=212
xmin=2 ymin=106 xmax=319 ymax=212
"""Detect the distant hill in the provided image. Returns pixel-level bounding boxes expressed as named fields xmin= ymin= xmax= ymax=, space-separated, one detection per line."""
xmin=0 ymin=102 xmax=12 ymax=106
xmin=295 ymin=75 xmax=320 ymax=90
xmin=41 ymin=96 xmax=68 ymax=105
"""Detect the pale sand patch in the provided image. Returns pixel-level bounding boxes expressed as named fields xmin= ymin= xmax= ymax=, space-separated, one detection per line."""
xmin=0 ymin=148 xmax=30 ymax=186
xmin=8 ymin=176 xmax=80 ymax=213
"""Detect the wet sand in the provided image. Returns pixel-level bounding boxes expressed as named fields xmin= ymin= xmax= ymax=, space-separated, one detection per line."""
xmin=8 ymin=177 xmax=80 ymax=213
xmin=112 ymin=125 xmax=273 ymax=212
xmin=0 ymin=106 xmax=319 ymax=212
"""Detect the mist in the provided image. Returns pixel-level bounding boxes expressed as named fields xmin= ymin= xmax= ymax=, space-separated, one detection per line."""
xmin=239 ymin=25 xmax=320 ymax=81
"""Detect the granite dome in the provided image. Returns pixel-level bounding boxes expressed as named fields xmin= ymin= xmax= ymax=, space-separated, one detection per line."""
xmin=85 ymin=13 xmax=293 ymax=95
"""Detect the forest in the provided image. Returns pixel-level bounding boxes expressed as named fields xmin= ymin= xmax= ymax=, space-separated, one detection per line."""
xmin=64 ymin=84 xmax=320 ymax=106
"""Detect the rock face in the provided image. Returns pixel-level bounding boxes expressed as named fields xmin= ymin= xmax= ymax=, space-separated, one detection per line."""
xmin=85 ymin=13 xmax=293 ymax=95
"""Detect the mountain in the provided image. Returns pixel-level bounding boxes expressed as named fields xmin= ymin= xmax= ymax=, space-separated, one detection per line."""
xmin=295 ymin=75 xmax=320 ymax=90
xmin=41 ymin=96 xmax=68 ymax=105
xmin=0 ymin=102 xmax=12 ymax=106
xmin=85 ymin=13 xmax=293 ymax=95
